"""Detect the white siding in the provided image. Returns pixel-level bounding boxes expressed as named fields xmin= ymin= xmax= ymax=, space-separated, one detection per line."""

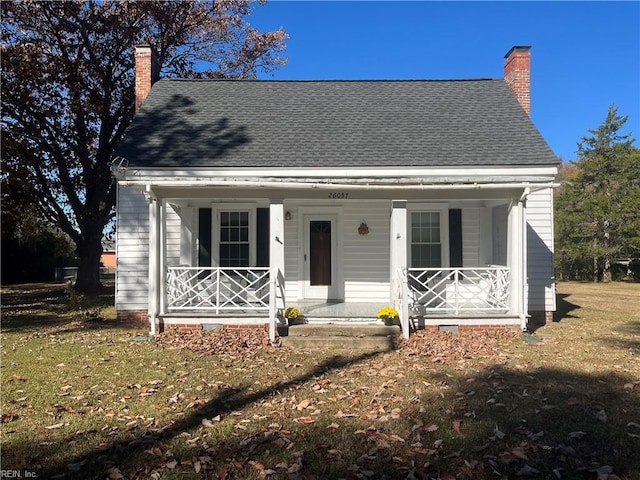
xmin=283 ymin=204 xmax=300 ymax=301
xmin=116 ymin=186 xmax=148 ymax=311
xmin=461 ymin=206 xmax=481 ymax=267
xmin=526 ymin=188 xmax=556 ymax=312
xmin=283 ymin=200 xmax=390 ymax=302
xmin=165 ymin=203 xmax=181 ymax=267
xmin=343 ymin=201 xmax=390 ymax=301
xmin=492 ymin=204 xmax=509 ymax=266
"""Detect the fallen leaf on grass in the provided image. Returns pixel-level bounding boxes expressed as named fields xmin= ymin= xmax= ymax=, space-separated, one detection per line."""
xmin=45 ymin=422 xmax=66 ymax=430
xmin=492 ymin=425 xmax=506 ymax=440
xmin=444 ymin=449 xmax=462 ymax=459
xmin=335 ymin=410 xmax=356 ymax=418
xmin=472 ymin=443 xmax=490 ymax=452
xmin=0 ymin=413 xmax=20 ymax=423
xmin=452 ymin=420 xmax=461 ymax=433
xmin=517 ymin=464 xmax=540 ymax=476
xmin=294 ymin=416 xmax=315 ymax=424
xmin=296 ymin=398 xmax=313 ymax=410
xmin=511 ymin=447 xmax=528 ymax=460
xmin=594 ymin=409 xmax=608 ymax=423
xmin=569 ymin=431 xmax=587 ymax=439
xmin=107 ymin=467 xmax=124 ymax=479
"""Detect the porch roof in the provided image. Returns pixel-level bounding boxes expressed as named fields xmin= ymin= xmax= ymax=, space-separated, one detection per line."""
xmin=116 ymin=79 xmax=560 ymax=170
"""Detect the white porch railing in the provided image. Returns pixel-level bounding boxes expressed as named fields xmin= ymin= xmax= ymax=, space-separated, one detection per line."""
xmin=166 ymin=267 xmax=270 ymax=313
xmin=407 ymin=267 xmax=510 ymax=315
xmin=392 ymin=268 xmax=411 ymax=339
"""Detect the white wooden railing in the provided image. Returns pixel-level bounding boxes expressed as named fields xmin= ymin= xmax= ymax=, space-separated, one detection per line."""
xmin=407 ymin=267 xmax=510 ymax=315
xmin=392 ymin=268 xmax=411 ymax=339
xmin=166 ymin=267 xmax=270 ymax=313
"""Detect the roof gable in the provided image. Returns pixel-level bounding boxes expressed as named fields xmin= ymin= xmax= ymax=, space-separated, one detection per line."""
xmin=116 ymin=78 xmax=559 ymax=168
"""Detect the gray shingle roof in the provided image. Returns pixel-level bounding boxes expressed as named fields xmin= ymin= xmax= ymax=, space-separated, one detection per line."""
xmin=116 ymin=78 xmax=559 ymax=168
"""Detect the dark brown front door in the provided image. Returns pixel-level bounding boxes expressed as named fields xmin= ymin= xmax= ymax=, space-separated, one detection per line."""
xmin=310 ymin=220 xmax=331 ymax=286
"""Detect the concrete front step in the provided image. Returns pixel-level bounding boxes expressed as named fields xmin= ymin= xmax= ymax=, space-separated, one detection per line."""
xmin=279 ymin=324 xmax=401 ymax=351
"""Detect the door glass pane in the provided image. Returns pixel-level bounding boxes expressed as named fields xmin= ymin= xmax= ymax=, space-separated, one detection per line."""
xmin=310 ymin=220 xmax=331 ymax=286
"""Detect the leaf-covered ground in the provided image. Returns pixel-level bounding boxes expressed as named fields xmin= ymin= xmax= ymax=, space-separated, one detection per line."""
xmin=154 ymin=328 xmax=520 ymax=362
xmin=156 ymin=329 xmax=274 ymax=356
xmin=1 ymin=282 xmax=639 ymax=479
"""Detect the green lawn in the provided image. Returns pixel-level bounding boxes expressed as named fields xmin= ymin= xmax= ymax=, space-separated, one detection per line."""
xmin=1 ymin=282 xmax=639 ymax=479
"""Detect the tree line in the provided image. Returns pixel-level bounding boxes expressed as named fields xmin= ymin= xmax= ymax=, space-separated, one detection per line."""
xmin=554 ymin=105 xmax=640 ymax=282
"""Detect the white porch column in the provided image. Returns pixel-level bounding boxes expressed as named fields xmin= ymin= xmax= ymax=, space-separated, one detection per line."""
xmin=147 ymin=187 xmax=161 ymax=335
xmin=390 ymin=200 xmax=409 ymax=339
xmin=269 ymin=199 xmax=285 ymax=343
xmin=507 ymin=199 xmax=527 ymax=328
xmin=159 ymin=199 xmax=167 ymax=315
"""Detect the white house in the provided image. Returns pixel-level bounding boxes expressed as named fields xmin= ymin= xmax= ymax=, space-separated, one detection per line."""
xmin=112 ymin=45 xmax=559 ymax=341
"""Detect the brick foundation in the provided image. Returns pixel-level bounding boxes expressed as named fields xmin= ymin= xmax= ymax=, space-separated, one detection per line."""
xmin=528 ymin=310 xmax=554 ymax=330
xmin=158 ymin=323 xmax=269 ymax=333
xmin=458 ymin=325 xmax=521 ymax=333
xmin=413 ymin=324 xmax=521 ymax=334
xmin=162 ymin=324 xmax=203 ymax=333
xmin=117 ymin=310 xmax=149 ymax=327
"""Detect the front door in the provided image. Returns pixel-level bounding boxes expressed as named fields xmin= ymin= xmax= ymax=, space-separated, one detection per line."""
xmin=304 ymin=215 xmax=338 ymax=299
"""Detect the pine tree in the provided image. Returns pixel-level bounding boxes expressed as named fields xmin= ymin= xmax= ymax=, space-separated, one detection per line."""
xmin=556 ymin=105 xmax=640 ymax=282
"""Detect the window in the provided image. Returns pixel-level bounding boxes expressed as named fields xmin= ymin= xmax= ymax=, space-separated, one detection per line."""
xmin=411 ymin=211 xmax=441 ymax=268
xmin=219 ymin=211 xmax=249 ymax=267
xmin=195 ymin=206 xmax=269 ymax=268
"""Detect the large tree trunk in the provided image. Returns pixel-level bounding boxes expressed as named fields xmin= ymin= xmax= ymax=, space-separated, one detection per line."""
xmin=603 ymin=256 xmax=612 ymax=283
xmin=74 ymin=236 xmax=103 ymax=293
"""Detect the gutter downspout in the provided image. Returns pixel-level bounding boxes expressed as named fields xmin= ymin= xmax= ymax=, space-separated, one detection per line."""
xmin=519 ymin=187 xmax=530 ymax=330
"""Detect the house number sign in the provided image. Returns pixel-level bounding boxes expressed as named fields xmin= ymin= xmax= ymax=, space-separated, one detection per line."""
xmin=328 ymin=192 xmax=350 ymax=199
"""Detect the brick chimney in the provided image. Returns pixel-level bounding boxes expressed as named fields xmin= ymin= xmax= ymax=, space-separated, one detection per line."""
xmin=135 ymin=44 xmax=160 ymax=113
xmin=504 ymin=46 xmax=531 ymax=115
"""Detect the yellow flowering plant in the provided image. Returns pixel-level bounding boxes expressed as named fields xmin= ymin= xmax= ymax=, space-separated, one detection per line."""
xmin=377 ymin=306 xmax=399 ymax=321
xmin=284 ymin=306 xmax=302 ymax=320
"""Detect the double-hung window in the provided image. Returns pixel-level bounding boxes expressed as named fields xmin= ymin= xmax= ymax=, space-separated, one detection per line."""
xmin=410 ymin=211 xmax=442 ymax=268
xmin=197 ymin=206 xmax=269 ymax=269
xmin=219 ymin=211 xmax=250 ymax=267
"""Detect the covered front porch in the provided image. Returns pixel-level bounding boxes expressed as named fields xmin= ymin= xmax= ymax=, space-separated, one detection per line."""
xmin=157 ymin=263 xmax=520 ymax=340
xmin=143 ymin=182 xmax=530 ymax=341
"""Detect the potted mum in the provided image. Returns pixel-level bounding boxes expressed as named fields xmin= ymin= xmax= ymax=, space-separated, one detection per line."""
xmin=377 ymin=306 xmax=399 ymax=326
xmin=284 ymin=306 xmax=303 ymax=325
